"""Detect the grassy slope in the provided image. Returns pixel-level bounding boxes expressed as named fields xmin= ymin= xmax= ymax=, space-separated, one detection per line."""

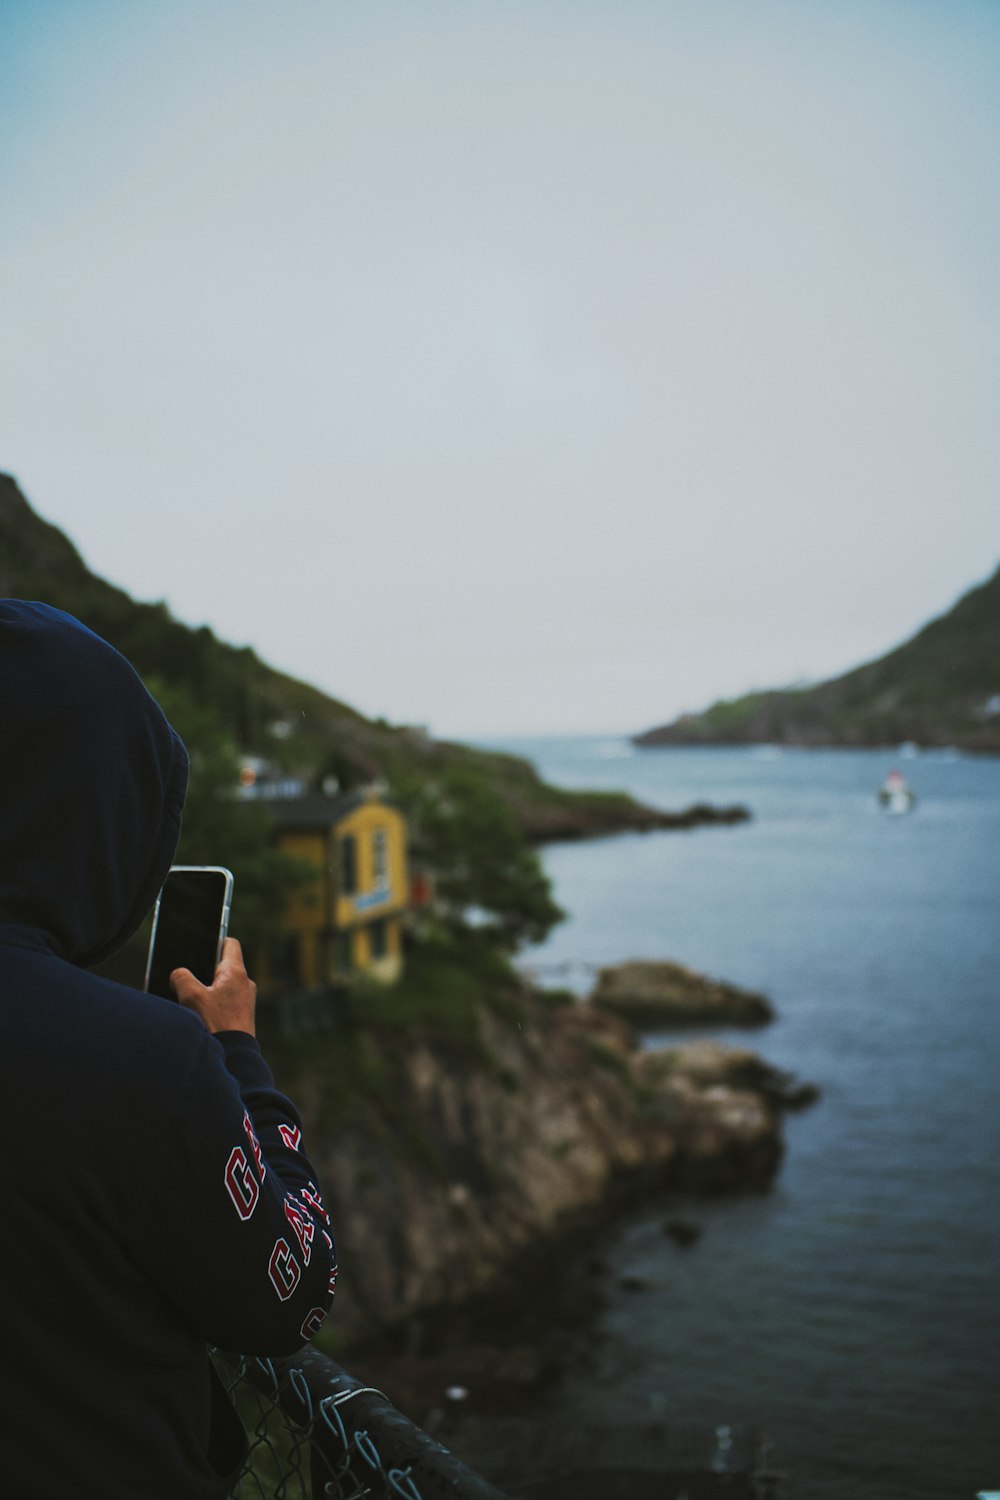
xmin=0 ymin=472 xmax=668 ymax=836
xmin=635 ymin=565 xmax=1000 ymax=751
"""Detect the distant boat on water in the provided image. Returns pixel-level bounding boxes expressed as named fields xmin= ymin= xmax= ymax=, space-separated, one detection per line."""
xmin=878 ymin=769 xmax=916 ymax=814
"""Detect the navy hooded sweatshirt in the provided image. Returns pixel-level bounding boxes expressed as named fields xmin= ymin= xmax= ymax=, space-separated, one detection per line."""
xmin=0 ymin=602 xmax=336 ymax=1498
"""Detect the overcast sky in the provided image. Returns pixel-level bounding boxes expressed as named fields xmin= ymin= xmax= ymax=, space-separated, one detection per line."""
xmin=2 ymin=0 xmax=998 ymax=737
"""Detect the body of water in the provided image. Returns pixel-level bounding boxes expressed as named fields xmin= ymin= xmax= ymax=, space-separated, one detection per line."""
xmin=477 ymin=738 xmax=1000 ymax=1500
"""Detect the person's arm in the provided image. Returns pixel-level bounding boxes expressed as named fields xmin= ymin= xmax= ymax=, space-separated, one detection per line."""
xmin=127 ymin=942 xmax=336 ymax=1355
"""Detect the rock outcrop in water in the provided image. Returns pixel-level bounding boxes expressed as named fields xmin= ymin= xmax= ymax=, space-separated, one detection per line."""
xmin=590 ymin=959 xmax=774 ymax=1026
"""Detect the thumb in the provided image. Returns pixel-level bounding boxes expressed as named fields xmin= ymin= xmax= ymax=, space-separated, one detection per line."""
xmin=170 ymin=966 xmax=206 ymax=1005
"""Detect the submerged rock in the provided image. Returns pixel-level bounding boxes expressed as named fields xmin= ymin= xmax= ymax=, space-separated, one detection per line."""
xmin=663 ymin=1217 xmax=703 ymax=1247
xmin=619 ymin=1273 xmax=649 ymax=1292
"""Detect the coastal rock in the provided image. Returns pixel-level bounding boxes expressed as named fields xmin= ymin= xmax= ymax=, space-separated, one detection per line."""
xmin=639 ymin=1040 xmax=819 ymax=1109
xmin=296 ymin=998 xmax=808 ymax=1349
xmin=589 ymin=960 xmax=774 ymax=1027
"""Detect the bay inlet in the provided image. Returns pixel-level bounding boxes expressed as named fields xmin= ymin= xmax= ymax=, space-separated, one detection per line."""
xmin=475 ymin=737 xmax=1000 ymax=1500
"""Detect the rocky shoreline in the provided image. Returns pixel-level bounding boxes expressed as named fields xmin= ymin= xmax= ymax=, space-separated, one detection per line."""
xmin=518 ymin=797 xmax=751 ymax=843
xmin=289 ymin=977 xmax=815 ymax=1408
xmin=337 ymin=1019 xmax=818 ymax=1425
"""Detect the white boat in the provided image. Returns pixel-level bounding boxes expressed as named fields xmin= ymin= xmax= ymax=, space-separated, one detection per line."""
xmin=878 ymin=769 xmax=916 ymax=814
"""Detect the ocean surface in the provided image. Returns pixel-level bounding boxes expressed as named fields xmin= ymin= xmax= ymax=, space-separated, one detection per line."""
xmin=474 ymin=737 xmax=1000 ymax=1500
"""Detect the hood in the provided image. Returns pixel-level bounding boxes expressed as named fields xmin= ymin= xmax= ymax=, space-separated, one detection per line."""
xmin=0 ymin=601 xmax=189 ymax=966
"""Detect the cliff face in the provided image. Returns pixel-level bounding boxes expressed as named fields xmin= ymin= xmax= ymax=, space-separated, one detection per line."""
xmin=283 ymin=995 xmax=791 ymax=1348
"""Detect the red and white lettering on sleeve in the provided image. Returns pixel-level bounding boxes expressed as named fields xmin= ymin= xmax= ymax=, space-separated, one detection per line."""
xmin=243 ymin=1110 xmax=266 ymax=1180
xmin=223 ymin=1115 xmax=335 ymax=1308
xmin=300 ymin=1306 xmax=328 ymax=1340
xmin=224 ymin=1145 xmax=260 ymax=1220
xmin=299 ymin=1182 xmax=330 ymax=1226
xmin=267 ymin=1238 xmax=301 ymax=1301
xmin=126 ymin=1027 xmax=336 ymax=1357
xmin=283 ymin=1195 xmax=315 ymax=1267
xmin=223 ymin=1112 xmax=268 ymax=1221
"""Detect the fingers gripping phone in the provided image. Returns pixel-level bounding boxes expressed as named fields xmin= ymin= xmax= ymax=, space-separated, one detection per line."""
xmin=144 ymin=866 xmax=234 ymax=1000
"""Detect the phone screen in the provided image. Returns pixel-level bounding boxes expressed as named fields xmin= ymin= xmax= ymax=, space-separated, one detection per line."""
xmin=145 ymin=867 xmax=232 ymax=999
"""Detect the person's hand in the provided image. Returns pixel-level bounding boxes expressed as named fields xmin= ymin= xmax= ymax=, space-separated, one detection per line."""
xmin=171 ymin=937 xmax=257 ymax=1037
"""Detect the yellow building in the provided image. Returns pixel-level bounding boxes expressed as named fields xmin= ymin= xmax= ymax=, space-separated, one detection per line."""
xmin=258 ymin=790 xmax=408 ymax=991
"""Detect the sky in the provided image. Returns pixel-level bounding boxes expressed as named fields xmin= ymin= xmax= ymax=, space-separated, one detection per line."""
xmin=2 ymin=0 xmax=998 ymax=738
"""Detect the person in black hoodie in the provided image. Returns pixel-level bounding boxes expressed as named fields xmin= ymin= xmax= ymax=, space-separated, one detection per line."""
xmin=0 ymin=601 xmax=336 ymax=1498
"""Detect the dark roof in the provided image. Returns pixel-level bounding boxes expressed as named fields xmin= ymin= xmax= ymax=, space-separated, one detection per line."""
xmin=252 ymin=791 xmax=399 ymax=832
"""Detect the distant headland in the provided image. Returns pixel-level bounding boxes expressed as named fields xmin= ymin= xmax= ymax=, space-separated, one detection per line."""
xmin=633 ymin=563 xmax=1000 ymax=754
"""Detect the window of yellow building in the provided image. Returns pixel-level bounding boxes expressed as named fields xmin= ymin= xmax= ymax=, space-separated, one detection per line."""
xmin=372 ymin=828 xmax=388 ymax=885
xmin=339 ymin=834 xmax=357 ymax=895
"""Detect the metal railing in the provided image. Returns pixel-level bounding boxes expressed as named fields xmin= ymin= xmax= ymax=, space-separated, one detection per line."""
xmin=212 ymin=1345 xmax=510 ymax=1500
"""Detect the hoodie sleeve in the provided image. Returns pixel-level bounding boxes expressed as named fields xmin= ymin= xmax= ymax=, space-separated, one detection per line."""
xmin=128 ymin=1027 xmax=336 ymax=1356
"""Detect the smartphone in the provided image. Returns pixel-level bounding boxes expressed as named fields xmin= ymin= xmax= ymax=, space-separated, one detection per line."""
xmin=144 ymin=866 xmax=234 ymax=1000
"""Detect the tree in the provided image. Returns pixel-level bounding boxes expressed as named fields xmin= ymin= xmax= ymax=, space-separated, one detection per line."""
xmin=391 ymin=762 xmax=563 ymax=949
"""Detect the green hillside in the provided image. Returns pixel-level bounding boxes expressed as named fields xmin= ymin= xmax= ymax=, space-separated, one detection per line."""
xmin=2 ymin=472 xmax=708 ymax=960
xmin=0 ymin=473 xmax=687 ymax=834
xmin=634 ymin=566 xmax=1000 ymax=753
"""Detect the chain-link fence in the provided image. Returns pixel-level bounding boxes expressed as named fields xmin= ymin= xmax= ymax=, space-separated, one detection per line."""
xmin=211 ymin=1345 xmax=510 ymax=1500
